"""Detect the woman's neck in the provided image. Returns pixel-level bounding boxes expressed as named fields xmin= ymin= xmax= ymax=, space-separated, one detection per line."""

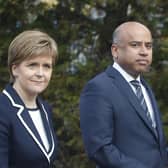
xmin=12 ymin=84 xmax=37 ymax=109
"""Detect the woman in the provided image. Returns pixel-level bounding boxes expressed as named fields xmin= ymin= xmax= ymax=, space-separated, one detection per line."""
xmin=0 ymin=30 xmax=58 ymax=168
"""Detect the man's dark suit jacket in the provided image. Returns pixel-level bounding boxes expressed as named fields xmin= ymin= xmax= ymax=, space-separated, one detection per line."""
xmin=0 ymin=84 xmax=57 ymax=168
xmin=80 ymin=65 xmax=168 ymax=168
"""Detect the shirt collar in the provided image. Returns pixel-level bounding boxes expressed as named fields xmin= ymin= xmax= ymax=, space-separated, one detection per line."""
xmin=113 ymin=62 xmax=141 ymax=83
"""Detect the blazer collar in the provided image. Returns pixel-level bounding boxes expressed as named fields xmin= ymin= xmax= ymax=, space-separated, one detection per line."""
xmin=105 ymin=66 xmax=160 ymax=140
xmin=2 ymin=84 xmax=55 ymax=163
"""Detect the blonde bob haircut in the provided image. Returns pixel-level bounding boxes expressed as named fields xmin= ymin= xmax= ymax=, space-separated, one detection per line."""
xmin=8 ymin=30 xmax=58 ymax=83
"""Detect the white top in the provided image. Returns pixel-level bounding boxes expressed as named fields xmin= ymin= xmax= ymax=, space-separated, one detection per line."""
xmin=28 ymin=108 xmax=50 ymax=152
xmin=113 ymin=62 xmax=156 ymax=128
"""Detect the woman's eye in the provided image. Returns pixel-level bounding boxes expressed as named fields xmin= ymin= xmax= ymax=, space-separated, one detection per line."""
xmin=146 ymin=43 xmax=153 ymax=49
xmin=28 ymin=63 xmax=37 ymax=67
xmin=44 ymin=64 xmax=52 ymax=69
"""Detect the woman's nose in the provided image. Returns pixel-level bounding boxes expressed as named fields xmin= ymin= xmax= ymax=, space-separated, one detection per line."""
xmin=35 ymin=67 xmax=44 ymax=77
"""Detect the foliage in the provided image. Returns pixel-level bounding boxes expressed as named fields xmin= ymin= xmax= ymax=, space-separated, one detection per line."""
xmin=0 ymin=0 xmax=168 ymax=167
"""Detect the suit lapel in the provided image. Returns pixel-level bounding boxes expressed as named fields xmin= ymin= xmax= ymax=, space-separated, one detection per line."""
xmin=106 ymin=66 xmax=158 ymax=139
xmin=2 ymin=84 xmax=55 ymax=163
xmin=142 ymin=80 xmax=163 ymax=143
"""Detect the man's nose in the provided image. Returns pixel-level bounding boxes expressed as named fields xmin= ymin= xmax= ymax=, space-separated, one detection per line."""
xmin=139 ymin=44 xmax=148 ymax=56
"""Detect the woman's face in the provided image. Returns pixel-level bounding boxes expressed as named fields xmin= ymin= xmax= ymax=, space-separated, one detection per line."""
xmin=12 ymin=55 xmax=53 ymax=99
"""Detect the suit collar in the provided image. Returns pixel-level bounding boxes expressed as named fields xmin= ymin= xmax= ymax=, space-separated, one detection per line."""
xmin=113 ymin=62 xmax=141 ymax=82
xmin=105 ymin=66 xmax=159 ymax=140
xmin=2 ymin=84 xmax=55 ymax=163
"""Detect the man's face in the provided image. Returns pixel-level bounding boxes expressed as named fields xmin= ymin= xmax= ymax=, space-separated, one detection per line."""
xmin=112 ymin=25 xmax=153 ymax=78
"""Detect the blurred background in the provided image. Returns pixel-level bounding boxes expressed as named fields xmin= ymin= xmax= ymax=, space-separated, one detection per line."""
xmin=0 ymin=0 xmax=168 ymax=167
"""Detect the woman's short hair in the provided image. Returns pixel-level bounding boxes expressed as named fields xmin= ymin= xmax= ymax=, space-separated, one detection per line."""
xmin=8 ymin=30 xmax=58 ymax=83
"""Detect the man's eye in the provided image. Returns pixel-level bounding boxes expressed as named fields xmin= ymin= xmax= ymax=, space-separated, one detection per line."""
xmin=129 ymin=42 xmax=140 ymax=47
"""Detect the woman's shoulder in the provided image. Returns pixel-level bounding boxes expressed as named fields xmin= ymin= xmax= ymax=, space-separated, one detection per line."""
xmin=0 ymin=91 xmax=11 ymax=108
xmin=0 ymin=92 xmax=12 ymax=123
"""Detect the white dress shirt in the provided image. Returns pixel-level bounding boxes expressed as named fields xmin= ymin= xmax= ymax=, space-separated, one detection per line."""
xmin=113 ymin=62 xmax=156 ymax=128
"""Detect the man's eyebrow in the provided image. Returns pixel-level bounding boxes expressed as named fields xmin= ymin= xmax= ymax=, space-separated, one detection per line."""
xmin=128 ymin=41 xmax=153 ymax=44
xmin=129 ymin=41 xmax=141 ymax=43
xmin=128 ymin=41 xmax=141 ymax=45
xmin=128 ymin=41 xmax=152 ymax=42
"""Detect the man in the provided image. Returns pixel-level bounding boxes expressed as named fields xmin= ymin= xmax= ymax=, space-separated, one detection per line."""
xmin=80 ymin=21 xmax=168 ymax=168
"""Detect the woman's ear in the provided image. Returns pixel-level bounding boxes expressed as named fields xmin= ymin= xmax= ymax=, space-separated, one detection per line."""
xmin=11 ymin=64 xmax=18 ymax=78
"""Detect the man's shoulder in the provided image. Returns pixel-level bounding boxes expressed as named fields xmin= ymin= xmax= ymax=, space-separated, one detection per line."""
xmin=83 ymin=66 xmax=117 ymax=92
xmin=90 ymin=65 xmax=113 ymax=80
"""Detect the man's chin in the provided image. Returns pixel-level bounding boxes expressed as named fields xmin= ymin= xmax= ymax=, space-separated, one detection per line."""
xmin=138 ymin=65 xmax=151 ymax=73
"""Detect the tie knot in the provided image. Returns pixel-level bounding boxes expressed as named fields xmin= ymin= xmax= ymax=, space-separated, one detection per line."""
xmin=130 ymin=80 xmax=140 ymax=89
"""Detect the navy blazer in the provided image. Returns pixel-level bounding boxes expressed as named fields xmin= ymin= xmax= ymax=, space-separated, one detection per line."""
xmin=80 ymin=66 xmax=168 ymax=168
xmin=0 ymin=84 xmax=58 ymax=168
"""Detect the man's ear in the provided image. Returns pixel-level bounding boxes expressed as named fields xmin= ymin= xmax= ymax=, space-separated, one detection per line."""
xmin=111 ymin=44 xmax=118 ymax=60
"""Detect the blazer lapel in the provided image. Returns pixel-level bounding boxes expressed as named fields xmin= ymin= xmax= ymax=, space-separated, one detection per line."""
xmin=17 ymin=101 xmax=55 ymax=161
xmin=2 ymin=84 xmax=54 ymax=163
xmin=106 ymin=66 xmax=158 ymax=139
xmin=37 ymin=100 xmax=55 ymax=156
xmin=19 ymin=108 xmax=46 ymax=150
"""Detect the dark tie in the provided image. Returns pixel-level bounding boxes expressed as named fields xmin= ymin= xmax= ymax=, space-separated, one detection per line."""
xmin=130 ymin=80 xmax=155 ymax=128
